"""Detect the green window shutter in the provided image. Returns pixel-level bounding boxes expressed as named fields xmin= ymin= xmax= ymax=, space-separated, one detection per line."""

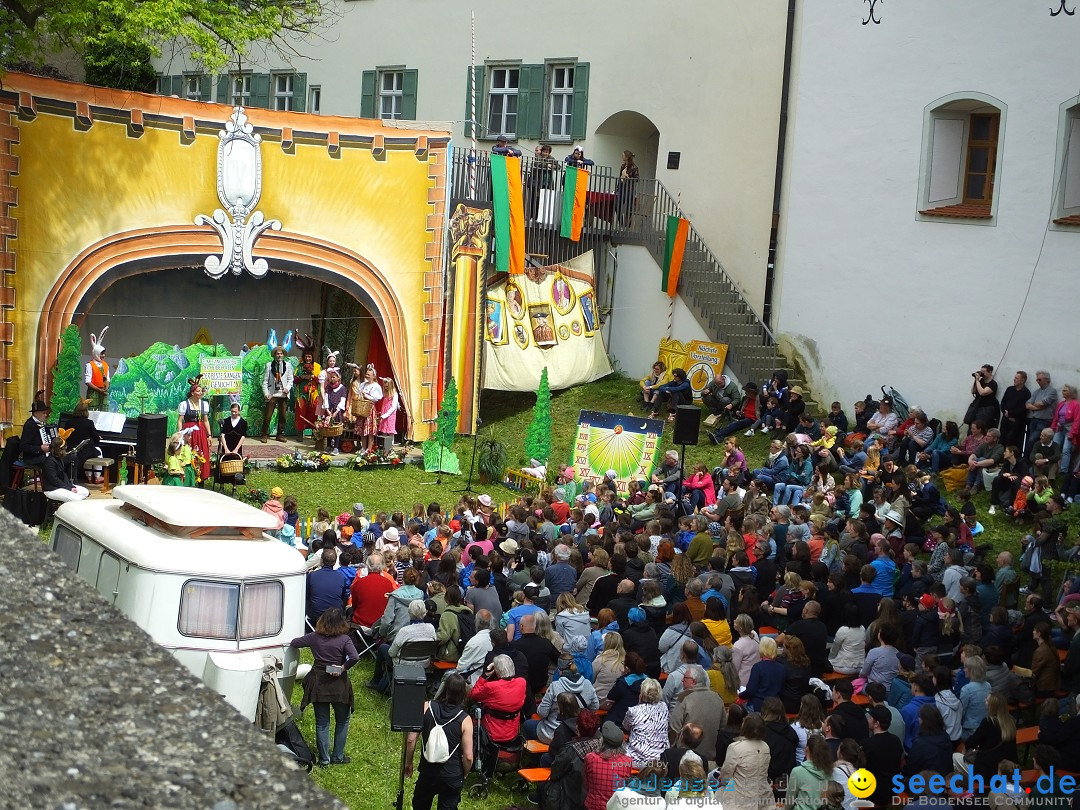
xmin=570 ymin=61 xmax=590 ymax=140
xmin=465 ymin=65 xmax=484 ymax=138
xmin=360 ymin=70 xmax=376 ymax=118
xmin=170 ymin=75 xmax=183 ymax=96
xmin=516 ymin=64 xmax=544 ymax=139
xmin=250 ymin=73 xmax=271 ymax=108
xmin=401 ymin=69 xmax=418 ymax=120
xmin=216 ymin=74 xmax=229 ymax=104
xmin=198 ymin=75 xmax=211 ymax=102
xmin=292 ymin=73 xmax=307 ymax=112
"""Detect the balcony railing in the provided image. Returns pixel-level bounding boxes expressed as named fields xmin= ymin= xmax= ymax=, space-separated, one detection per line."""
xmin=449 ymin=146 xmax=781 ymax=385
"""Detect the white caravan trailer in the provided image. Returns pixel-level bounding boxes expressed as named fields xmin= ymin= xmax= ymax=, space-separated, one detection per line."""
xmin=48 ymin=485 xmax=306 ymax=722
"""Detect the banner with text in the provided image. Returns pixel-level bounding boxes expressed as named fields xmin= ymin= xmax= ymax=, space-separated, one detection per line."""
xmin=200 ymin=355 xmax=243 ymax=396
xmin=657 ymin=338 xmax=729 ymax=401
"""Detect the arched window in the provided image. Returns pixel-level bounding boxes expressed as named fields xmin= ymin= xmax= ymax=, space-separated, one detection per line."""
xmin=918 ymin=93 xmax=1006 ymax=222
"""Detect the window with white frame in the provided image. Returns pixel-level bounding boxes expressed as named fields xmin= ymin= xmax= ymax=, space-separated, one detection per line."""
xmin=309 ymin=85 xmax=322 ymax=114
xmin=487 ymin=67 xmax=519 ymax=138
xmin=918 ymin=94 xmax=1006 ymax=221
xmin=379 ymin=71 xmax=404 ymax=120
xmin=548 ymin=65 xmax=574 ymax=139
xmin=231 ymin=74 xmax=252 ymax=106
xmin=1053 ymin=101 xmax=1080 ymax=226
xmin=184 ymin=76 xmax=201 ymax=101
xmin=273 ymin=74 xmax=295 ymax=111
xmin=178 ymin=579 xmax=283 ymax=640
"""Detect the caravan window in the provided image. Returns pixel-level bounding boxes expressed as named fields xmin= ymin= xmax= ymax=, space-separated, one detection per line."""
xmin=53 ymin=525 xmax=82 ymax=570
xmin=179 ymin=580 xmax=240 ymax=639
xmin=239 ymin=581 xmax=284 ymax=639
xmin=179 ymin=579 xmax=284 ymax=640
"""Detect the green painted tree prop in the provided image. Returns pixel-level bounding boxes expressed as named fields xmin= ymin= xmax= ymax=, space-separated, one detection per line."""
xmin=524 ymin=366 xmax=552 ymax=465
xmin=49 ymin=324 xmax=82 ymax=420
xmin=423 ymin=378 xmax=461 ymax=474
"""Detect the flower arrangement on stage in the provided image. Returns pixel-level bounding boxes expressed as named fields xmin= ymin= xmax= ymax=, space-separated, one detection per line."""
xmin=275 ymin=449 xmax=333 ymax=472
xmin=346 ymin=446 xmax=407 ymax=470
xmin=192 ymin=450 xmax=208 ymax=485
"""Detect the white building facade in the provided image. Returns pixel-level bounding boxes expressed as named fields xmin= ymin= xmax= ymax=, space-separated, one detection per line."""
xmin=153 ymin=0 xmax=790 ymax=329
xmin=775 ymin=0 xmax=1080 ymax=421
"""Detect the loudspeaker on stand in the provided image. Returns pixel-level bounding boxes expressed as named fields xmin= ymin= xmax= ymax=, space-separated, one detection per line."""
xmin=672 ymin=404 xmax=701 ymax=446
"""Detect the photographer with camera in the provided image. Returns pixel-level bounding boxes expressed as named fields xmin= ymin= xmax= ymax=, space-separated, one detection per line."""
xmin=965 ymin=364 xmax=1000 ymax=432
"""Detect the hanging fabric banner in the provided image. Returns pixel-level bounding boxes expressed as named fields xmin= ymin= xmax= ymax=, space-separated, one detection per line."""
xmin=662 ymin=215 xmax=689 ymax=297
xmin=490 ymin=154 xmax=525 ymax=274
xmin=560 ymin=166 xmax=589 ymax=242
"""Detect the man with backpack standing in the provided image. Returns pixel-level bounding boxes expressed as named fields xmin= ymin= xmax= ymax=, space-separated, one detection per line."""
xmin=403 ymin=673 xmax=473 ymax=810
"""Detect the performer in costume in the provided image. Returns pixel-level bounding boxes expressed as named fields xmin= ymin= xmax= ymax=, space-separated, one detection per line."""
xmin=261 ymin=337 xmax=294 ymax=443
xmin=377 ymin=376 xmax=400 ymax=449
xmin=220 ymin=401 xmax=247 ymax=457
xmin=164 ymin=429 xmax=194 ymax=487
xmin=20 ymin=391 xmax=54 ymax=467
xmin=321 ymin=369 xmax=347 ymax=454
xmin=292 ymin=334 xmax=321 ymax=442
xmin=84 ymin=327 xmax=111 ymax=411
xmin=319 ymin=348 xmax=341 ymax=390
xmin=42 ymin=429 xmax=89 ymax=503
xmin=178 ymin=376 xmax=212 ymax=484
xmin=67 ymin=398 xmax=104 ymax=483
xmin=349 ymin=364 xmax=383 ymax=453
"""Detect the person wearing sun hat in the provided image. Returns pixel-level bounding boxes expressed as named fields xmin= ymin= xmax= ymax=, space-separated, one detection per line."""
xmin=262 ymin=487 xmax=286 ymax=537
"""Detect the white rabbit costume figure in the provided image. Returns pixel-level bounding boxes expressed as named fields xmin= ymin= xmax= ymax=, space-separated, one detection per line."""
xmin=84 ymin=326 xmax=111 ymax=411
xmin=260 ymin=329 xmax=294 ymax=443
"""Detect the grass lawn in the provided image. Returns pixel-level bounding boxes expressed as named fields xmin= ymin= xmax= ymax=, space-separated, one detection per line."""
xmin=262 ymin=375 xmax=1080 ymax=808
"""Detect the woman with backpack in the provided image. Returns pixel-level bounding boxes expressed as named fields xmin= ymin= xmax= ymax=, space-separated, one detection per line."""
xmin=403 ymin=673 xmax=474 ymax=810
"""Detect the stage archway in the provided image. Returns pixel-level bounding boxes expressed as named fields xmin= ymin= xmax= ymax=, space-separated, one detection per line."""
xmin=37 ymin=226 xmax=416 ymax=435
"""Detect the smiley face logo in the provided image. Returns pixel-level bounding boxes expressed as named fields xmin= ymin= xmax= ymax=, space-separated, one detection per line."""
xmin=848 ymin=769 xmax=876 ymax=799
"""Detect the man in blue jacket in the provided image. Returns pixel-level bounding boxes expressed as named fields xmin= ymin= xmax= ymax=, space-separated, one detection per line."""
xmin=650 ymin=368 xmax=691 ymax=421
xmin=306 ymin=547 xmax=347 ymax=626
xmin=900 ymin=672 xmax=937 ymax=751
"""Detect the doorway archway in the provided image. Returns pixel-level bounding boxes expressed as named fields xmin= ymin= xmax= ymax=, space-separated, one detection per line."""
xmin=594 ymin=110 xmax=661 ymax=179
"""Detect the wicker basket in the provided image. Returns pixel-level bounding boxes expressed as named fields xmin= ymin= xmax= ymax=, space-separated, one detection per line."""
xmin=351 ymin=399 xmax=374 ymax=419
xmin=319 ymin=423 xmax=344 ymax=438
xmin=219 ymin=454 xmax=244 ymax=476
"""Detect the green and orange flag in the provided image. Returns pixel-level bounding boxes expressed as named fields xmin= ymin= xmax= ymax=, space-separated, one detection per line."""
xmin=560 ymin=166 xmax=589 ymax=241
xmin=490 ymin=153 xmax=525 ymax=274
xmin=662 ymin=215 xmax=689 ymax=297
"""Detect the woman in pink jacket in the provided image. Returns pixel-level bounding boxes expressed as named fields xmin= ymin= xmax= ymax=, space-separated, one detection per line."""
xmin=1051 ymin=384 xmax=1079 ymax=476
xmin=682 ymin=462 xmax=716 ymax=511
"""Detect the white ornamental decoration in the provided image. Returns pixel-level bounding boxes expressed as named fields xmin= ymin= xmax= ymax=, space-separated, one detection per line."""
xmin=195 ymin=107 xmax=282 ymax=279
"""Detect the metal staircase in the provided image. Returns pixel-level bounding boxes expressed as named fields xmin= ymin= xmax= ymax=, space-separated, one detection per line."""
xmin=450 ymin=148 xmax=786 ymax=388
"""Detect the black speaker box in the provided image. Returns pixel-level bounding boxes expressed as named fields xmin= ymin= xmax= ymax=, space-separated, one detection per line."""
xmin=672 ymin=404 xmax=701 ymax=446
xmin=390 ymin=664 xmax=427 ymax=731
xmin=136 ymin=414 xmax=168 ymax=466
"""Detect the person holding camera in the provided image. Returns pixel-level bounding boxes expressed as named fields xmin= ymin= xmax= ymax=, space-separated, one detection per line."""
xmin=290 ymin=607 xmax=358 ymax=767
xmin=965 ymin=365 xmax=1000 ymax=431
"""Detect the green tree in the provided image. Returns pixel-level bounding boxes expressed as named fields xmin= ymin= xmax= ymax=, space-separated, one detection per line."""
xmin=524 ymin=366 xmax=552 ymax=464
xmin=1 ymin=0 xmax=332 ymax=73
xmin=49 ymin=323 xmax=81 ymax=419
xmin=84 ymin=27 xmax=158 ymax=91
xmin=122 ymin=380 xmax=159 ymax=418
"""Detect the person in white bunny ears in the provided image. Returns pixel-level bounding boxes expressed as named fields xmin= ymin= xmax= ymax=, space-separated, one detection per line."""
xmin=84 ymin=326 xmax=111 ymax=411
xmin=347 ymin=363 xmax=383 ymax=453
xmin=261 ymin=329 xmax=294 ymax=443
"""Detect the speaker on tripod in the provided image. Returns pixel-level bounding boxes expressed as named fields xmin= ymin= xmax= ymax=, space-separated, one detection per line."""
xmin=672 ymin=405 xmax=701 ymax=446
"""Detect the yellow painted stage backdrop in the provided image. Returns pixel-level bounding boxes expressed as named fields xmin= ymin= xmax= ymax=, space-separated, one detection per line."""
xmin=0 ymin=73 xmax=456 ymax=436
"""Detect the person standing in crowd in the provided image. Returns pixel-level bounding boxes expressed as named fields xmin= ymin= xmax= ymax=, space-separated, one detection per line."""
xmin=615 ymin=150 xmax=640 ymax=226
xmin=403 ymin=673 xmax=473 ymax=810
xmin=290 ymin=607 xmax=358 ymax=767
xmin=564 ymin=146 xmax=595 ymax=168
xmin=999 ymin=370 xmax=1031 ymax=450
xmin=492 ymin=136 xmax=522 ymax=157
xmin=1025 ymin=371 xmax=1058 ymax=453
xmin=218 ymin=401 xmax=247 ymax=463
xmin=966 ymin=365 xmax=1000 ymax=432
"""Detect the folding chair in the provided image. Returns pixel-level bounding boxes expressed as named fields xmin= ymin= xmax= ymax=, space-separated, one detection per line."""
xmin=349 ymin=622 xmax=380 ymax=660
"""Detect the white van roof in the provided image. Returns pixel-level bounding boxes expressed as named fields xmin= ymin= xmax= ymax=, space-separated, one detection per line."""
xmin=54 ymin=487 xmax=305 ymax=578
xmin=111 ymin=485 xmax=280 ymax=529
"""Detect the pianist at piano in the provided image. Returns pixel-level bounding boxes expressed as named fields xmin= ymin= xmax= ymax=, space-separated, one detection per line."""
xmin=20 ymin=393 xmax=53 ymax=468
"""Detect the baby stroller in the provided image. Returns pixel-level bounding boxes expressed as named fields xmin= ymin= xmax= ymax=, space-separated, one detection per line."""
xmin=465 ymin=706 xmax=525 ymax=800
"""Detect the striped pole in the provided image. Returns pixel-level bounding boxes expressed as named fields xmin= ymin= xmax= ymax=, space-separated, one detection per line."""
xmin=468 ymin=10 xmax=478 ymax=199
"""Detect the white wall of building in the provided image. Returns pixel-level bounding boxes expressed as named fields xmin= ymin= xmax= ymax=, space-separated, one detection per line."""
xmin=605 ymin=244 xmax=739 ymax=385
xmin=155 ymin=0 xmax=788 ymax=314
xmin=775 ymin=0 xmax=1080 ymax=423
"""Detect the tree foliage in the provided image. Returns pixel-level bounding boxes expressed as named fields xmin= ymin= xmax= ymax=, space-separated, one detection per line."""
xmin=84 ymin=27 xmax=158 ymax=91
xmin=49 ymin=323 xmax=81 ymax=420
xmin=524 ymin=367 xmax=552 ymax=464
xmin=1 ymin=0 xmax=332 ymax=73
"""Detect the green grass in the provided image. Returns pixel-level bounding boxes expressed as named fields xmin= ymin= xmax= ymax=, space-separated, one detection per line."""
xmin=262 ymin=375 xmax=1080 ymax=807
